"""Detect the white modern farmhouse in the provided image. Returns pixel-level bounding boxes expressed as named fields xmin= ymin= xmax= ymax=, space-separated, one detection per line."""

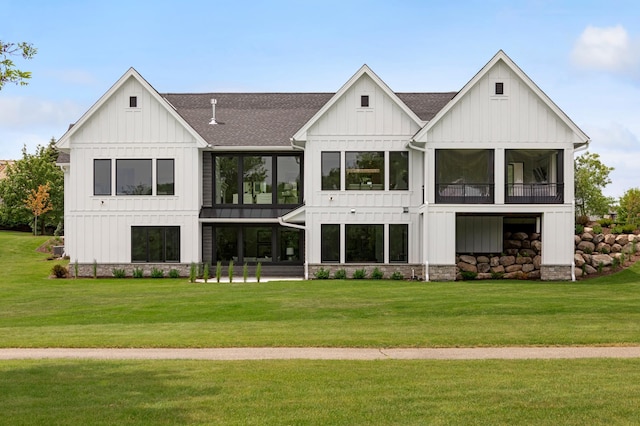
xmin=56 ymin=50 xmax=589 ymax=280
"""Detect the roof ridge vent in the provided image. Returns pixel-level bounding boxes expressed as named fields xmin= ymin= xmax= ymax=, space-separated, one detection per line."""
xmin=209 ymin=99 xmax=218 ymax=125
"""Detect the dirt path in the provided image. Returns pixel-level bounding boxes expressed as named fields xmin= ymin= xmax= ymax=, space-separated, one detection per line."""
xmin=2 ymin=347 xmax=640 ymax=360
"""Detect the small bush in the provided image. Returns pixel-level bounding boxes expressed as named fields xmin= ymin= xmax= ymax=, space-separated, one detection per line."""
xmin=581 ymin=263 xmax=587 ymax=276
xmin=151 ymin=268 xmax=164 ymax=278
xmin=243 ymin=263 xmax=248 ymax=283
xmin=74 ymin=260 xmax=78 ymax=279
xmin=491 ymin=271 xmax=504 ymax=280
xmin=583 ymin=246 xmax=593 ymax=254
xmin=203 ymin=262 xmax=210 ymax=283
xmin=352 ymin=268 xmax=367 ymax=279
xmin=189 ymin=263 xmax=197 ymax=283
xmin=92 ymin=259 xmax=98 ymax=279
xmin=112 ymin=268 xmax=126 ymax=278
xmin=133 ymin=267 xmax=144 ymax=279
xmin=228 ymin=260 xmax=234 ymax=283
xmin=460 ymin=271 xmax=477 ymax=280
xmin=597 ymin=262 xmax=604 ymax=274
xmin=333 ymin=269 xmax=347 ymax=279
xmin=576 ymin=215 xmax=590 ymax=226
xmin=622 ymin=224 xmax=636 ymax=233
xmin=390 ymin=271 xmax=404 ymax=280
xmin=575 ymin=224 xmax=584 ymax=235
xmin=256 ymin=262 xmax=262 ymax=283
xmin=314 ymin=267 xmax=330 ymax=279
xmin=598 ymin=218 xmax=614 ymax=227
xmin=371 ymin=267 xmax=384 ymax=280
xmin=612 ymin=257 xmax=620 ymax=270
xmin=216 ymin=261 xmax=222 ymax=283
xmin=51 ymin=264 xmax=67 ymax=278
xmin=611 ymin=226 xmax=623 ymax=235
xmin=169 ymin=269 xmax=180 ymax=279
xmin=592 ymin=225 xmax=602 ymax=234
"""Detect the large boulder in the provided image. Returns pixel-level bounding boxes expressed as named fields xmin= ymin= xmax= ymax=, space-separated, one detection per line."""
xmin=592 ymin=234 xmax=605 ymax=245
xmin=576 ymin=241 xmax=595 ymax=253
xmin=457 ymin=261 xmax=478 ymax=273
xmin=533 ymin=255 xmax=542 ymax=269
xmin=591 ymin=254 xmax=613 ymax=268
xmin=611 ymin=243 xmax=622 ymax=253
xmin=491 ymin=265 xmax=505 ymax=274
xmin=531 ymin=240 xmax=542 ymax=253
xmin=500 ymin=256 xmax=516 ymax=267
xmin=574 ymin=253 xmax=585 ymax=267
xmin=596 ymin=243 xmax=610 ymax=254
xmin=516 ymin=255 xmax=533 ymax=265
xmin=477 ymin=255 xmax=490 ymax=264
xmin=477 ymin=263 xmax=491 ymax=273
xmin=581 ymin=232 xmax=594 ymax=241
xmin=512 ymin=232 xmax=528 ymax=241
xmin=505 ymin=239 xmax=522 ymax=249
xmin=615 ymin=235 xmax=629 ymax=246
xmin=505 ymin=264 xmax=523 ymax=273
xmin=604 ymin=234 xmax=617 ymax=245
xmin=522 ymin=264 xmax=535 ymax=273
xmin=574 ymin=235 xmax=582 ymax=245
xmin=490 ymin=256 xmax=500 ymax=267
xmin=459 ymin=255 xmax=477 ymax=265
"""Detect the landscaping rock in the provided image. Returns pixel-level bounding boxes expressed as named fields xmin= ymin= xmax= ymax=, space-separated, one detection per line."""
xmin=577 ymin=241 xmax=595 ymax=253
xmin=477 ymin=255 xmax=490 ymax=264
xmin=459 ymin=255 xmax=477 ymax=265
xmin=505 ymin=264 xmax=523 ymax=273
xmin=581 ymin=232 xmax=594 ymax=241
xmin=591 ymin=254 xmax=613 ymax=268
xmin=512 ymin=232 xmax=528 ymax=241
xmin=500 ymin=256 xmax=516 ymax=267
xmin=574 ymin=254 xmax=585 ymax=267
xmin=616 ymin=235 xmax=629 ymax=246
xmin=457 ymin=261 xmax=477 ymax=273
xmin=604 ymin=234 xmax=616 ymax=245
xmin=478 ymin=263 xmax=491 ymax=273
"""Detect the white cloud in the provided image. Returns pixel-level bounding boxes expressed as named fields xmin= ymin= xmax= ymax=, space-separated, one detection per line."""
xmin=571 ymin=25 xmax=640 ymax=74
xmin=46 ymin=69 xmax=99 ymax=86
xmin=0 ymin=97 xmax=83 ymax=130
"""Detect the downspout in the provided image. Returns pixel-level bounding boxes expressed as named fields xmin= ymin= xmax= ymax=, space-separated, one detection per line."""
xmin=406 ymin=139 xmax=425 ymax=152
xmin=278 ymin=217 xmax=308 ymax=280
xmin=571 ymin=141 xmax=589 ymax=281
xmin=408 ymin=138 xmax=428 ymax=280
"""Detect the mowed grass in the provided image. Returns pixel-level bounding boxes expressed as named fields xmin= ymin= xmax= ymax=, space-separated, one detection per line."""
xmin=2 ymin=358 xmax=640 ymax=425
xmin=2 ymin=230 xmax=640 ymax=348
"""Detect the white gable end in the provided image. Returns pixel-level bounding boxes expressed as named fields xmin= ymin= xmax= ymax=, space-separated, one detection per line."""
xmin=426 ymin=59 xmax=581 ymax=145
xmin=69 ymin=76 xmax=196 ymax=145
xmin=308 ymin=74 xmax=421 ymax=137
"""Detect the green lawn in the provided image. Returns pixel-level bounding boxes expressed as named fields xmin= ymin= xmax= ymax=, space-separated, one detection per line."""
xmin=2 ymin=230 xmax=640 ymax=348
xmin=2 ymin=358 xmax=640 ymax=425
xmin=3 ymin=230 xmax=640 ymax=424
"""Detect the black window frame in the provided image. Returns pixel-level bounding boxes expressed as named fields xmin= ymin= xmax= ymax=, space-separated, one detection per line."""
xmin=129 ymin=96 xmax=138 ymax=108
xmin=321 ymin=151 xmax=341 ymax=191
xmin=131 ymin=226 xmax=180 ymax=263
xmin=361 ymin=95 xmax=369 ymax=107
xmin=116 ymin=159 xmax=153 ymax=196
xmin=93 ymin=159 xmax=112 ymax=196
xmin=156 ymin=159 xmax=175 ymax=196
xmin=321 ymin=224 xmax=340 ymax=262
xmin=495 ymin=82 xmax=504 ymax=95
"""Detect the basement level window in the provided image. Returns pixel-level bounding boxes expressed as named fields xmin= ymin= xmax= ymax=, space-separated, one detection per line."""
xmin=361 ymin=95 xmax=369 ymax=107
xmin=495 ymin=82 xmax=504 ymax=95
xmin=129 ymin=96 xmax=138 ymax=108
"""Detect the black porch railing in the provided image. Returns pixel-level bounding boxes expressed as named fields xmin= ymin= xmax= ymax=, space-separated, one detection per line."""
xmin=505 ymin=183 xmax=564 ymax=204
xmin=436 ymin=183 xmax=494 ymax=204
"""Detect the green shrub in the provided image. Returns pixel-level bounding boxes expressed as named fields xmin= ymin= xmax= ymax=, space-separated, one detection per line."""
xmin=189 ymin=263 xmax=197 ymax=283
xmin=243 ymin=263 xmax=248 ymax=283
xmin=216 ymin=261 xmax=222 ymax=283
xmin=256 ymin=262 xmax=262 ymax=283
xmin=92 ymin=259 xmax=98 ymax=279
xmin=598 ymin=218 xmax=614 ymax=227
xmin=371 ymin=267 xmax=384 ymax=280
xmin=576 ymin=215 xmax=590 ymax=226
xmin=228 ymin=260 xmax=234 ymax=283
xmin=133 ymin=268 xmax=144 ymax=279
xmin=112 ymin=268 xmax=126 ymax=278
xmin=203 ymin=262 xmax=210 ymax=283
xmin=592 ymin=224 xmax=602 ymax=234
xmin=575 ymin=224 xmax=584 ymax=235
xmin=460 ymin=271 xmax=477 ymax=281
xmin=74 ymin=259 xmax=78 ymax=279
xmin=352 ymin=268 xmax=367 ymax=279
xmin=612 ymin=257 xmax=620 ymax=270
xmin=169 ymin=269 xmax=180 ymax=279
xmin=611 ymin=226 xmax=623 ymax=234
xmin=597 ymin=262 xmax=604 ymax=274
xmin=333 ymin=269 xmax=347 ymax=279
xmin=581 ymin=263 xmax=587 ymax=276
xmin=491 ymin=271 xmax=504 ymax=280
xmin=151 ymin=268 xmax=164 ymax=278
xmin=622 ymin=224 xmax=636 ymax=233
xmin=314 ymin=267 xmax=330 ymax=279
xmin=51 ymin=264 xmax=68 ymax=278
xmin=390 ymin=271 xmax=404 ymax=280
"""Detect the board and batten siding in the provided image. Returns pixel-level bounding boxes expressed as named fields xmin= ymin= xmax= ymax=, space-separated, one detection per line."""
xmin=426 ymin=60 xmax=582 ymax=145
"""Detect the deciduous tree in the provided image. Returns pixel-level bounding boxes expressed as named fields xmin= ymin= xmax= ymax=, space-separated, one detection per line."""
xmin=1 ymin=41 xmax=37 ymax=90
xmin=618 ymin=188 xmax=640 ymax=227
xmin=24 ymin=183 xmax=52 ymax=236
xmin=574 ymin=152 xmax=614 ymax=218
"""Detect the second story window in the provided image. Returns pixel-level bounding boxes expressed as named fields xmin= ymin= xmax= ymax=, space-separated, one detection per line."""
xmin=346 ymin=151 xmax=384 ymax=190
xmin=116 ymin=159 xmax=152 ymax=195
xmin=321 ymin=152 xmax=341 ymax=190
xmin=436 ymin=149 xmax=494 ymax=204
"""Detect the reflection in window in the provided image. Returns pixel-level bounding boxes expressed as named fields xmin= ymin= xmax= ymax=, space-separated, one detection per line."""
xmin=244 ymin=227 xmax=272 ymax=261
xmin=280 ymin=228 xmax=301 ymax=261
xmin=131 ymin=226 xmax=180 ymax=262
xmin=94 ymin=159 xmax=111 ymax=195
xmin=389 ymin=224 xmax=408 ymax=262
xmin=116 ymin=159 xmax=152 ymax=195
xmin=215 ymin=156 xmax=239 ymax=204
xmin=215 ymin=226 xmax=239 ymax=262
xmin=346 ymin=152 xmax=384 ymax=190
xmin=321 ymin=152 xmax=341 ymax=190
xmin=157 ymin=159 xmax=174 ymax=195
xmin=435 ymin=150 xmax=494 ymax=203
xmin=346 ymin=224 xmax=383 ymax=263
xmin=243 ymin=156 xmax=272 ymax=204
xmin=389 ymin=152 xmax=409 ymax=190
xmin=321 ymin=224 xmax=340 ymax=262
xmin=277 ymin=156 xmax=300 ymax=204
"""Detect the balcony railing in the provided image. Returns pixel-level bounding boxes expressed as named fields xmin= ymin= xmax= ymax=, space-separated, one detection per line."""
xmin=505 ymin=183 xmax=564 ymax=204
xmin=436 ymin=183 xmax=494 ymax=204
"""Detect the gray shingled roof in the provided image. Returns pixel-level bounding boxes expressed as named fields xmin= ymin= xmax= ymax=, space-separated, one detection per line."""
xmin=163 ymin=92 xmax=456 ymax=147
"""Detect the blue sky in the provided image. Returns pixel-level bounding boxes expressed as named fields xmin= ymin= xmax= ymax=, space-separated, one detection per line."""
xmin=2 ymin=0 xmax=639 ymax=197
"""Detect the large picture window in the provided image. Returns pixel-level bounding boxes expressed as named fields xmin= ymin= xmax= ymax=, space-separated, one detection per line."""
xmin=131 ymin=226 xmax=180 ymax=262
xmin=94 ymin=159 xmax=111 ymax=195
xmin=346 ymin=152 xmax=384 ymax=190
xmin=117 ymin=159 xmax=152 ymax=195
xmin=213 ymin=153 xmax=301 ymax=205
xmin=321 ymin=152 xmax=341 ymax=190
xmin=157 ymin=159 xmax=175 ymax=195
xmin=505 ymin=149 xmax=563 ymax=203
xmin=346 ymin=224 xmax=383 ymax=263
xmin=208 ymin=225 xmax=303 ymax=264
xmin=389 ymin=152 xmax=409 ymax=190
